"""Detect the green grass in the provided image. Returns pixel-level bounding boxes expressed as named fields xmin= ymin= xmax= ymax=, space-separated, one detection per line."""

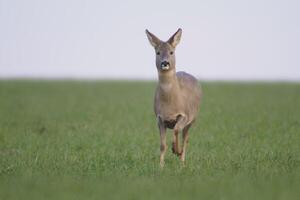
xmin=0 ymin=80 xmax=299 ymax=200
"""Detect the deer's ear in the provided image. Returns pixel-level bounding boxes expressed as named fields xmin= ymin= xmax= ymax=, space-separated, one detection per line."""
xmin=145 ymin=29 xmax=161 ymax=48
xmin=167 ymin=28 xmax=182 ymax=48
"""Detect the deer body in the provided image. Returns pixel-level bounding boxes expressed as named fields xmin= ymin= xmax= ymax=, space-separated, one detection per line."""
xmin=155 ymin=71 xmax=200 ymax=127
xmin=146 ymin=28 xmax=202 ymax=167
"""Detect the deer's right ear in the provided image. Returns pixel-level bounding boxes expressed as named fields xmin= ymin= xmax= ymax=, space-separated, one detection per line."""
xmin=145 ymin=29 xmax=161 ymax=48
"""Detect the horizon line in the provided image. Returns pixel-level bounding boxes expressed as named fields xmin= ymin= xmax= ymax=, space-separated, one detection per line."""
xmin=0 ymin=76 xmax=300 ymax=83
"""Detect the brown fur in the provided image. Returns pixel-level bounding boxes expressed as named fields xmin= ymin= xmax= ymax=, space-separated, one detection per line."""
xmin=146 ymin=28 xmax=202 ymax=167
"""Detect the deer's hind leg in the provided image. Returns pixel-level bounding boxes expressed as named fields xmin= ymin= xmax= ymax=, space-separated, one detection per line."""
xmin=180 ymin=124 xmax=191 ymax=163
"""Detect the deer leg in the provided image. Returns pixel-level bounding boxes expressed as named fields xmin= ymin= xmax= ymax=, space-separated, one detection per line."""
xmin=180 ymin=124 xmax=191 ymax=163
xmin=158 ymin=119 xmax=167 ymax=168
xmin=172 ymin=130 xmax=180 ymax=156
xmin=172 ymin=115 xmax=187 ymax=156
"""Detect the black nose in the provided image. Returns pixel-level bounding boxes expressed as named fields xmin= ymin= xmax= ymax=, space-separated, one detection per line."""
xmin=161 ymin=61 xmax=170 ymax=67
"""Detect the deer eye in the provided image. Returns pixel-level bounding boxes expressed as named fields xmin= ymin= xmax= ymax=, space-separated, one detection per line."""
xmin=170 ymin=51 xmax=174 ymax=55
xmin=156 ymin=51 xmax=160 ymax=55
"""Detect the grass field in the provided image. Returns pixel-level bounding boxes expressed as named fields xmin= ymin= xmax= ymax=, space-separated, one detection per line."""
xmin=0 ymin=80 xmax=299 ymax=200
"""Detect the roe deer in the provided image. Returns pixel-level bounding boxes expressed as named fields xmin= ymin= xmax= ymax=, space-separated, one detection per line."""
xmin=145 ymin=28 xmax=202 ymax=167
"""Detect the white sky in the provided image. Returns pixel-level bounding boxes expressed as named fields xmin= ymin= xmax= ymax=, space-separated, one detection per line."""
xmin=0 ymin=0 xmax=299 ymax=80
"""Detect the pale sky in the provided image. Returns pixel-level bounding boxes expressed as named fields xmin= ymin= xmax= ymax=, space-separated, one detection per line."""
xmin=0 ymin=0 xmax=299 ymax=80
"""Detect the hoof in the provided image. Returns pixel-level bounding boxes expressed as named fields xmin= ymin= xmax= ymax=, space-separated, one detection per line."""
xmin=172 ymin=142 xmax=182 ymax=157
xmin=177 ymin=150 xmax=183 ymax=157
xmin=160 ymin=161 xmax=165 ymax=168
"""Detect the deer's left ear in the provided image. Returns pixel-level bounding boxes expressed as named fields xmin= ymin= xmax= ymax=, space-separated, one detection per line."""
xmin=167 ymin=28 xmax=182 ymax=48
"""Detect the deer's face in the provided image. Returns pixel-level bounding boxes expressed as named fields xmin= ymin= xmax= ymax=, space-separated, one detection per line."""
xmin=146 ymin=29 xmax=182 ymax=72
xmin=155 ymin=42 xmax=175 ymax=71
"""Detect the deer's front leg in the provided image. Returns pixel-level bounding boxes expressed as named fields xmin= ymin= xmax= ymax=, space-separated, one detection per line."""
xmin=172 ymin=115 xmax=187 ymax=156
xmin=158 ymin=118 xmax=167 ymax=168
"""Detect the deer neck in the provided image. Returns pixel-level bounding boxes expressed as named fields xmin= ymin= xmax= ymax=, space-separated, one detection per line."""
xmin=158 ymin=70 xmax=180 ymax=100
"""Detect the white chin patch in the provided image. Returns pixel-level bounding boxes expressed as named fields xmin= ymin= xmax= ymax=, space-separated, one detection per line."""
xmin=161 ymin=66 xmax=169 ymax=70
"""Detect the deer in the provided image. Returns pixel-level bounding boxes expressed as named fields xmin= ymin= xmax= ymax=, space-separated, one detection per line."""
xmin=145 ymin=28 xmax=202 ymax=168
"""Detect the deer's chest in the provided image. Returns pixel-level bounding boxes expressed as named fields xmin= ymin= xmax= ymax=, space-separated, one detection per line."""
xmin=155 ymin=90 xmax=183 ymax=122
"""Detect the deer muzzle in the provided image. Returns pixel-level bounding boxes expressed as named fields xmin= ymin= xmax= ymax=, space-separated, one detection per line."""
xmin=160 ymin=61 xmax=170 ymax=70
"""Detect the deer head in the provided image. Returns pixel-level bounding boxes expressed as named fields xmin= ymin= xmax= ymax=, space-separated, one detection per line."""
xmin=146 ymin=28 xmax=182 ymax=73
